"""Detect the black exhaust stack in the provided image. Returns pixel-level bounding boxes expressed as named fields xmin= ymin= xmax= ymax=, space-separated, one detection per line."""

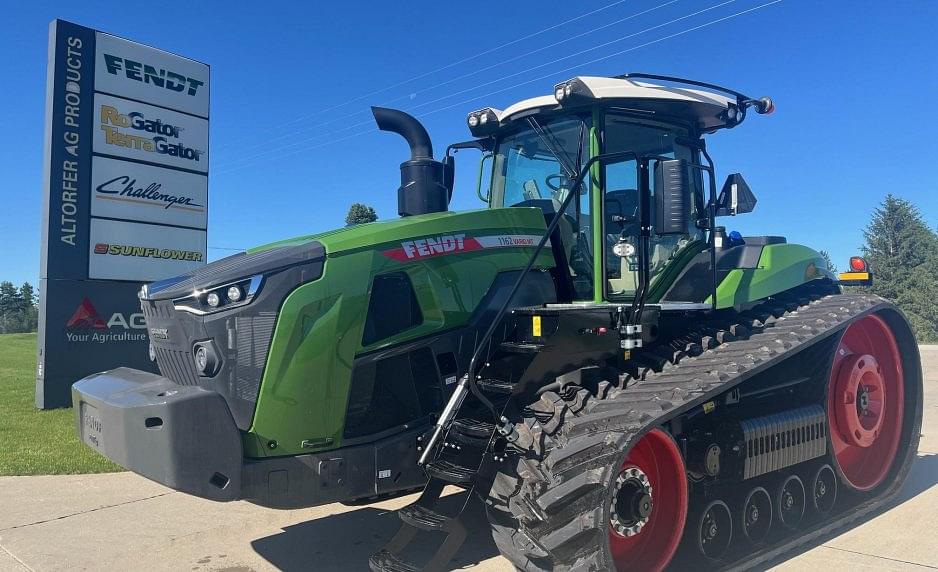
xmin=372 ymin=106 xmax=449 ymax=217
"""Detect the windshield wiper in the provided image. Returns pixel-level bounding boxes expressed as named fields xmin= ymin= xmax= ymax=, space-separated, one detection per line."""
xmin=525 ymin=116 xmax=579 ymax=178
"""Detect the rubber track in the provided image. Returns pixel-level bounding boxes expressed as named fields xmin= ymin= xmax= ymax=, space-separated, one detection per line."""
xmin=485 ymin=290 xmax=922 ymax=571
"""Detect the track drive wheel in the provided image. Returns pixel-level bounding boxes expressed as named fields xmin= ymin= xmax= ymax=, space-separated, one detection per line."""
xmin=828 ymin=314 xmax=905 ymax=491
xmin=485 ymin=388 xmax=687 ymax=571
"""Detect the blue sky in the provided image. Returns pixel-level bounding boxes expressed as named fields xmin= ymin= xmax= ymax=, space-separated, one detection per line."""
xmin=2 ymin=0 xmax=937 ymax=286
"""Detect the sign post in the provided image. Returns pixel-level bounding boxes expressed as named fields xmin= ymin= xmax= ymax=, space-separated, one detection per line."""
xmin=37 ymin=19 xmax=210 ymax=408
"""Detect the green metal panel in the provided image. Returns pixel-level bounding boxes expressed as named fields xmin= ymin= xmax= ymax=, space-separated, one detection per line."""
xmin=645 ymin=240 xmax=708 ymax=303
xmin=244 ymin=207 xmax=555 ymax=458
xmin=709 ymin=243 xmax=833 ymax=309
xmin=590 ymin=109 xmax=603 ymax=303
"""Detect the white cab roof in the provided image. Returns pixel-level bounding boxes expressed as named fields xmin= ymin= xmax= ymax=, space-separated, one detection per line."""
xmin=496 ymin=76 xmax=736 ymax=131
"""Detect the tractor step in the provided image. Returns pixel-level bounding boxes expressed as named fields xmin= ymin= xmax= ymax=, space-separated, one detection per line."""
xmin=425 ymin=459 xmax=476 ymax=485
xmin=476 ymin=378 xmax=514 ymax=394
xmin=499 ymin=341 xmax=543 ymax=354
xmin=369 ymin=549 xmax=419 ymax=572
xmin=450 ymin=417 xmax=495 ymax=439
xmin=398 ymin=504 xmax=451 ymax=532
xmin=370 ymin=478 xmax=470 ymax=572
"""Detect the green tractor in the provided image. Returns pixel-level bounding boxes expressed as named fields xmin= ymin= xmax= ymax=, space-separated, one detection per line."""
xmin=74 ymin=73 xmax=922 ymax=571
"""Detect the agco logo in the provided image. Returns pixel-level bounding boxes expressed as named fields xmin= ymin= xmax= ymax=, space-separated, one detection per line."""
xmin=99 ymin=105 xmax=203 ymax=162
xmin=103 ymin=54 xmax=205 ymax=97
xmin=65 ymin=297 xmax=148 ymax=344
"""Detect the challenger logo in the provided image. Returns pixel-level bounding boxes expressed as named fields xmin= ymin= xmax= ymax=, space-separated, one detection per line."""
xmin=94 ymin=243 xmax=203 ymax=262
xmin=99 ymin=104 xmax=203 ymax=162
xmin=382 ymin=234 xmax=544 ymax=262
xmin=95 ymin=175 xmax=204 ymax=211
xmin=65 ymin=297 xmax=147 ymax=343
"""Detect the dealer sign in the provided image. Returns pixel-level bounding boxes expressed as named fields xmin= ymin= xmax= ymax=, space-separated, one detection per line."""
xmin=38 ymin=19 xmax=210 ymax=408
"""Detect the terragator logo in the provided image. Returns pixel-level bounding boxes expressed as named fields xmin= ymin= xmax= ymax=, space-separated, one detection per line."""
xmin=99 ymin=104 xmax=203 ymax=162
xmin=102 ymin=53 xmax=204 ymax=97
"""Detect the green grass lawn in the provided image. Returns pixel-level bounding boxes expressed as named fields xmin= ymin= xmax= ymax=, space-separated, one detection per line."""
xmin=0 ymin=333 xmax=122 ymax=475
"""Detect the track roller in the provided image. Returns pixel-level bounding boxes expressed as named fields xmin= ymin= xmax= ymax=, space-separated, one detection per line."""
xmin=811 ymin=464 xmax=838 ymax=514
xmin=776 ymin=475 xmax=806 ymax=529
xmin=740 ymin=486 xmax=773 ymax=545
xmin=696 ymin=499 xmax=733 ymax=561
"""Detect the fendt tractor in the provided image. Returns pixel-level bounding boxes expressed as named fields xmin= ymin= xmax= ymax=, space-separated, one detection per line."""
xmin=73 ymin=73 xmax=922 ymax=572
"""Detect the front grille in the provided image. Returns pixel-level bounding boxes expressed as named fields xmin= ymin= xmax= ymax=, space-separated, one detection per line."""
xmin=234 ymin=313 xmax=277 ymax=402
xmin=741 ymin=404 xmax=827 ymax=480
xmin=155 ymin=347 xmax=199 ymax=386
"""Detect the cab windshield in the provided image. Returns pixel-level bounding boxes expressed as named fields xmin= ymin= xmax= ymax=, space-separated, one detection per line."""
xmin=489 ymin=116 xmax=594 ymax=299
xmin=487 ymin=112 xmax=706 ymax=303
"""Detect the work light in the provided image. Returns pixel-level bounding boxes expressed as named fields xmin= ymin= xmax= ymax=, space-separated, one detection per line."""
xmin=227 ymin=285 xmax=242 ymax=302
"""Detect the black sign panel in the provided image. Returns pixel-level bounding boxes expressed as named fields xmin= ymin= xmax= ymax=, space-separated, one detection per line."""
xmin=36 ymin=279 xmax=158 ymax=408
xmin=40 ymin=20 xmax=95 ymax=280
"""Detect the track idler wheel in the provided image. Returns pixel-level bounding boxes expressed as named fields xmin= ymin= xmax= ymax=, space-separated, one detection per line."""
xmin=608 ymin=428 xmax=688 ymax=572
xmin=776 ymin=475 xmax=806 ymax=529
xmin=696 ymin=499 xmax=733 ymax=561
xmin=828 ymin=314 xmax=905 ymax=491
xmin=740 ymin=486 xmax=773 ymax=545
xmin=811 ymin=464 xmax=838 ymax=514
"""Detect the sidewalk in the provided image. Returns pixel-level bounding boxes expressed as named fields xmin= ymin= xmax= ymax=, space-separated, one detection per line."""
xmin=1 ymin=347 xmax=935 ymax=572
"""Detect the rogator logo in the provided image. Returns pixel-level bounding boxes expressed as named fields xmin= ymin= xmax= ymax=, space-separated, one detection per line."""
xmin=65 ymin=297 xmax=147 ymax=343
xmin=102 ymin=53 xmax=204 ymax=97
xmin=99 ymin=105 xmax=203 ymax=162
xmin=382 ymin=234 xmax=544 ymax=262
xmin=94 ymin=242 xmax=204 ymax=262
xmin=96 ymin=175 xmax=204 ymax=212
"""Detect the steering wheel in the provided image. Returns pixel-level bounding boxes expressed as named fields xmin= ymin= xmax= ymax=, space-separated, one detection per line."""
xmin=545 ymin=173 xmax=568 ymax=192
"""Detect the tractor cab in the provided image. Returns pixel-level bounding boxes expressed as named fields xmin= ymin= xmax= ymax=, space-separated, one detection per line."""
xmin=467 ymin=74 xmax=768 ymax=305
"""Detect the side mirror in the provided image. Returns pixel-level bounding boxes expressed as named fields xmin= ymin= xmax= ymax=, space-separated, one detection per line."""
xmin=442 ymin=156 xmax=455 ymax=202
xmin=654 ymin=159 xmax=691 ymax=235
xmin=716 ymin=173 xmax=756 ymax=216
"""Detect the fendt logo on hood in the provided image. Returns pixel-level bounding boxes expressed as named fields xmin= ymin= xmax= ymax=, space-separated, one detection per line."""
xmin=382 ymin=234 xmax=544 ymax=262
xmin=65 ymin=297 xmax=147 ymax=343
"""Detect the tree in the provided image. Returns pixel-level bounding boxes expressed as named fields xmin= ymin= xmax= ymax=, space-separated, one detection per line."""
xmin=859 ymin=195 xmax=938 ymax=342
xmin=818 ymin=250 xmax=837 ymax=274
xmin=0 ymin=281 xmax=19 ymax=317
xmin=0 ymin=281 xmax=38 ymax=334
xmin=345 ymin=203 xmax=378 ymax=225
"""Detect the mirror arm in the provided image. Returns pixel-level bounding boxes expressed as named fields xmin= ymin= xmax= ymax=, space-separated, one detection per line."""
xmin=698 ymin=144 xmax=719 ymax=310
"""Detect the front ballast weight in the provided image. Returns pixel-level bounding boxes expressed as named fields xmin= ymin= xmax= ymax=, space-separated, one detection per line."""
xmin=621 ymin=323 xmax=643 ymax=349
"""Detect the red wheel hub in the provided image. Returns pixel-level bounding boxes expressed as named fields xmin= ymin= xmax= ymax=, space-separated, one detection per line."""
xmin=832 ymin=353 xmax=886 ymax=447
xmin=609 ymin=428 xmax=688 ymax=572
xmin=828 ymin=314 xmax=905 ymax=491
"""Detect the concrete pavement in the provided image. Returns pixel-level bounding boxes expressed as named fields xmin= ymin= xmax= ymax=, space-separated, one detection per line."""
xmin=1 ymin=347 xmax=936 ymax=571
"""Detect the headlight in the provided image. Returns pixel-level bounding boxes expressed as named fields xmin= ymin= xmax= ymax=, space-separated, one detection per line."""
xmin=227 ymin=285 xmax=242 ymax=302
xmin=172 ymin=274 xmax=263 ymax=315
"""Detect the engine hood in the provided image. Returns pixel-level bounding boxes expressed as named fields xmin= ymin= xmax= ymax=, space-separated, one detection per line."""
xmin=143 ymin=240 xmax=325 ymax=301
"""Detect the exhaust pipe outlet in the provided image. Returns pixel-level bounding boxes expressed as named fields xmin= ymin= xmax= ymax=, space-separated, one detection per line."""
xmin=372 ymin=106 xmax=449 ymax=217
